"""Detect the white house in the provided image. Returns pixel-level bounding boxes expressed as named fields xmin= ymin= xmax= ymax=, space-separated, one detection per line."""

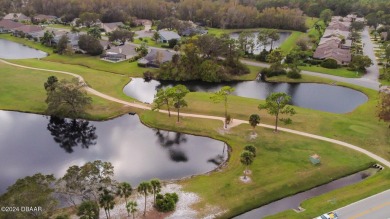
xmin=157 ymin=30 xmax=181 ymax=43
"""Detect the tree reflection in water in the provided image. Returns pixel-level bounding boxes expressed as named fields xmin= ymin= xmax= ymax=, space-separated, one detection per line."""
xmin=207 ymin=142 xmax=226 ymax=166
xmin=47 ymin=116 xmax=98 ymax=153
xmin=155 ymin=129 xmax=188 ymax=162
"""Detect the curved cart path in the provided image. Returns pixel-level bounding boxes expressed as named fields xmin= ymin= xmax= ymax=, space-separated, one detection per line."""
xmin=1 ymin=59 xmax=389 ymax=168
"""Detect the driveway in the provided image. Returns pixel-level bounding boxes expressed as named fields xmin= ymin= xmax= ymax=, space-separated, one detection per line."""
xmin=361 ymin=26 xmax=380 ymax=82
xmin=335 ymin=189 xmax=390 ymax=219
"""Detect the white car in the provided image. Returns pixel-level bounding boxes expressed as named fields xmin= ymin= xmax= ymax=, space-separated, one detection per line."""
xmin=315 ymin=212 xmax=338 ymax=219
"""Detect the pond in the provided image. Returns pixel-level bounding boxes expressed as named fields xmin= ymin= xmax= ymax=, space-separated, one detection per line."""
xmin=0 ymin=110 xmax=227 ymax=194
xmin=0 ymin=39 xmax=47 ymax=59
xmin=123 ymin=78 xmax=368 ymax=114
xmin=234 ymin=169 xmax=376 ymax=219
xmin=229 ymin=31 xmax=291 ymax=54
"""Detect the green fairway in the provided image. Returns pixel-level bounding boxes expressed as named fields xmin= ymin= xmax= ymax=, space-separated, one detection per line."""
xmin=0 ymin=62 xmax=132 ymax=120
xmin=279 ymin=31 xmax=304 ymax=53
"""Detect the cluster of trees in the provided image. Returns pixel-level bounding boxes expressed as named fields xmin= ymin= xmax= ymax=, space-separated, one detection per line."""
xmin=158 ymin=34 xmax=249 ymax=82
xmin=1 ymin=0 xmax=305 ymax=30
xmin=44 ymin=76 xmax=92 ymax=118
xmin=0 ymin=160 xmax=177 ymax=219
xmin=378 ymin=87 xmax=390 ymax=128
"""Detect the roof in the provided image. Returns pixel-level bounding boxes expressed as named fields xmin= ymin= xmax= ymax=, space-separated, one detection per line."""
xmin=134 ymin=19 xmax=152 ymax=26
xmin=158 ymin=30 xmax=181 ymax=41
xmin=102 ymin=22 xmax=124 ymax=32
xmin=34 ymin=14 xmax=57 ymax=21
xmin=99 ymin=40 xmax=111 ymax=48
xmin=106 ymin=44 xmax=137 ymax=57
xmin=327 ymin=21 xmax=351 ymax=31
xmin=314 ymin=46 xmax=351 ymax=63
xmin=140 ymin=49 xmax=175 ymax=64
xmin=13 ymin=25 xmax=43 ymax=33
xmin=323 ymin=29 xmax=350 ymax=39
xmin=3 ymin=13 xmax=29 ymax=20
xmin=0 ymin=19 xmax=24 ymax=29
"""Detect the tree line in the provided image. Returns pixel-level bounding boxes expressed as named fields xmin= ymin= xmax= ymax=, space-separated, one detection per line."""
xmin=0 ymin=0 xmax=306 ymax=30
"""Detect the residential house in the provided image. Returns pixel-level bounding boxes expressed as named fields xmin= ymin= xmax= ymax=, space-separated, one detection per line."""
xmin=314 ymin=37 xmax=352 ymax=65
xmin=99 ymin=40 xmax=112 ymax=50
xmin=322 ymin=29 xmax=350 ymax=40
xmin=138 ymin=49 xmax=176 ymax=67
xmin=102 ymin=22 xmax=124 ymax=33
xmin=0 ymin=19 xmax=24 ymax=33
xmin=180 ymin=27 xmax=208 ymax=37
xmin=134 ymin=19 xmax=152 ymax=26
xmin=13 ymin=25 xmax=44 ymax=39
xmin=157 ymin=30 xmax=181 ymax=43
xmin=33 ymin=14 xmax=58 ymax=23
xmin=52 ymin=32 xmax=83 ymax=52
xmin=3 ymin=13 xmax=30 ymax=22
xmin=101 ymin=44 xmax=138 ymax=62
xmin=327 ymin=21 xmax=351 ymax=32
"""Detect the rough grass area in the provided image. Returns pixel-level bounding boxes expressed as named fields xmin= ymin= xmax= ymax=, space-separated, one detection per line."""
xmin=139 ymin=110 xmax=375 ymax=218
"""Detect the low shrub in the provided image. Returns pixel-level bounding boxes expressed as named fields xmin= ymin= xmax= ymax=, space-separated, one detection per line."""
xmin=287 ymin=69 xmax=302 ymax=79
xmin=320 ymin=58 xmax=338 ymax=69
xmin=155 ymin=193 xmax=179 ymax=212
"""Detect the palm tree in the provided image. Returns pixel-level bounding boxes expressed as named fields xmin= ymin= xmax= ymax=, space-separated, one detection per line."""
xmin=150 ymin=179 xmax=162 ymax=205
xmin=137 ymin=181 xmax=152 ymax=216
xmin=126 ymin=201 xmax=138 ymax=219
xmin=211 ymin=86 xmax=235 ymax=128
xmin=99 ymin=189 xmax=115 ymax=219
xmin=248 ymin=114 xmax=261 ymax=133
xmin=41 ymin=30 xmax=54 ymax=47
xmin=116 ymin=182 xmax=132 ymax=216
xmin=240 ymin=151 xmax=255 ymax=179
xmin=244 ymin=145 xmax=257 ymax=157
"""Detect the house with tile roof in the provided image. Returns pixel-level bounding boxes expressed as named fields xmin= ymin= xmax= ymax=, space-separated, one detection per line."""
xmin=102 ymin=22 xmax=124 ymax=33
xmin=138 ymin=49 xmax=176 ymax=67
xmin=3 ymin=13 xmax=30 ymax=22
xmin=101 ymin=44 xmax=138 ymax=62
xmin=0 ymin=19 xmax=24 ymax=33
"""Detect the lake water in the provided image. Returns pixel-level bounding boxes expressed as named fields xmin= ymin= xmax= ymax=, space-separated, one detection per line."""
xmin=230 ymin=32 xmax=291 ymax=54
xmin=123 ymin=78 xmax=368 ymax=114
xmin=0 ymin=39 xmax=47 ymax=59
xmin=0 ymin=110 xmax=227 ymax=194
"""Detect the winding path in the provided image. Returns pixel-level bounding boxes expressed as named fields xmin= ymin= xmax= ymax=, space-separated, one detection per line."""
xmin=1 ymin=59 xmax=389 ymax=168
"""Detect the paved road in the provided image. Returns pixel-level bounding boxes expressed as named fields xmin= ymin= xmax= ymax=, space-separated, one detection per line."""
xmin=335 ymin=189 xmax=390 ymax=219
xmin=361 ymin=26 xmax=380 ymax=82
xmin=241 ymin=59 xmax=381 ymax=91
xmin=1 ymin=59 xmax=390 ymax=168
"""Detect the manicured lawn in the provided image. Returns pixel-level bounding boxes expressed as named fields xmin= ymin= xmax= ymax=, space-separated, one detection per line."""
xmin=279 ymin=31 xmax=304 ymax=53
xmin=140 ymin=110 xmax=375 ymax=218
xmin=7 ymin=59 xmax=136 ymax=102
xmin=46 ymin=23 xmax=72 ymax=30
xmin=0 ymin=62 xmax=132 ymax=120
xmin=133 ymin=37 xmax=164 ymax=48
xmin=266 ymin=169 xmax=390 ymax=219
xmin=300 ymin=65 xmax=362 ymax=78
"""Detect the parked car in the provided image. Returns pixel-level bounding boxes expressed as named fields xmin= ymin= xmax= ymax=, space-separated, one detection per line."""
xmin=315 ymin=212 xmax=338 ymax=219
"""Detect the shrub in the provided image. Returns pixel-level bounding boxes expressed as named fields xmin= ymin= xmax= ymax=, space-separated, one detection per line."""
xmin=261 ymin=68 xmax=287 ymax=77
xmin=305 ymin=59 xmax=323 ymax=65
xmin=287 ymin=69 xmax=302 ymax=79
xmin=244 ymin=145 xmax=256 ymax=157
xmin=155 ymin=193 xmax=179 ymax=212
xmin=320 ymin=58 xmax=338 ymax=69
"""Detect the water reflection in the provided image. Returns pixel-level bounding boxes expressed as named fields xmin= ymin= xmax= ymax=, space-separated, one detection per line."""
xmin=123 ymin=78 xmax=368 ymax=113
xmin=47 ymin=116 xmax=97 ymax=153
xmin=207 ymin=142 xmax=227 ymax=166
xmin=155 ymin=130 xmax=188 ymax=162
xmin=0 ymin=39 xmax=47 ymax=59
xmin=0 ymin=111 xmax=226 ymax=194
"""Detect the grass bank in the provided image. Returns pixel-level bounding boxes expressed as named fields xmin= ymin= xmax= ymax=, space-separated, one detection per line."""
xmin=140 ymin=110 xmax=375 ymax=218
xmin=0 ymin=62 xmax=132 ymax=120
xmin=300 ymin=66 xmax=362 ymax=78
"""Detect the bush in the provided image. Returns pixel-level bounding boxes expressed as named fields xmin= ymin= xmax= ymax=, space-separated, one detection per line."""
xmin=77 ymin=201 xmax=99 ymax=219
xmin=155 ymin=193 xmax=179 ymax=212
xmin=287 ymin=69 xmax=302 ymax=79
xmin=261 ymin=68 xmax=287 ymax=77
xmin=320 ymin=58 xmax=338 ymax=69
xmin=305 ymin=59 xmax=323 ymax=65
